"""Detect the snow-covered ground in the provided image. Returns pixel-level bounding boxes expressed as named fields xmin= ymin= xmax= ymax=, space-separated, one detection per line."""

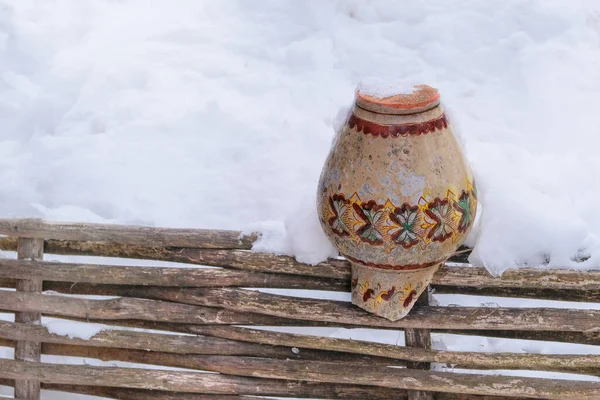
xmin=1 ymin=0 xmax=600 ymax=274
xmin=2 ymin=1 xmax=600 ymax=399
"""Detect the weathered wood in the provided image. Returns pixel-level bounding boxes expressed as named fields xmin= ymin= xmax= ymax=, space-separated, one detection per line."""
xmin=436 ymin=396 xmax=532 ymax=400
xmin=2 ymin=357 xmax=598 ymax=399
xmin=0 ymin=359 xmax=409 ymax=398
xmin=155 ymin=355 xmax=600 ymax=399
xmin=432 ymin=285 xmax=600 ymax=303
xmin=0 ymin=218 xmax=258 ymax=249
xmin=0 ymin=258 xmax=347 ymax=290
xmin=0 ymin=378 xmax=531 ymax=400
xmin=37 ymin=344 xmax=397 ymax=382
xmin=189 ymin=325 xmax=600 ymax=374
xmin=0 ymin=320 xmax=403 ymax=366
xmin=62 ymin=392 xmax=254 ymax=400
xmin=1 ymin=237 xmax=597 ymax=292
xmin=2 ymin=265 xmax=600 ymax=304
xmin=0 ymin=371 xmax=403 ymax=399
xmin=136 ymin=287 xmax=600 ymax=332
xmin=2 ymin=289 xmax=600 ymax=332
xmin=0 ymin=379 xmax=255 ymax=400
xmin=0 ymin=290 xmax=305 ymax=326
xmin=14 ymin=237 xmax=43 ymax=400
xmin=3 ymin=320 xmax=599 ymax=375
xmin=405 ymin=292 xmax=434 ymax=400
xmin=0 ymin=277 xmax=16 ymax=288
xmin=24 ymin=314 xmax=600 ymax=348
xmin=437 ymin=330 xmax=600 ymax=346
xmin=0 ymin=308 xmax=337 ymax=329
xmin=2 ymin=301 xmax=600 ymax=349
xmin=0 ymin=237 xmax=351 ymax=278
xmin=435 ymin=265 xmax=600 ymax=291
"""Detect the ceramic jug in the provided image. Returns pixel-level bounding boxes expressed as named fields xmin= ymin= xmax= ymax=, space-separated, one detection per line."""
xmin=317 ymin=84 xmax=477 ymax=321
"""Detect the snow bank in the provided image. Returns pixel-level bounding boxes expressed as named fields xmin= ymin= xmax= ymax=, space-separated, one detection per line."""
xmin=44 ymin=320 xmax=109 ymax=340
xmin=357 ymin=77 xmax=419 ymax=98
xmin=1 ymin=1 xmax=600 ymax=274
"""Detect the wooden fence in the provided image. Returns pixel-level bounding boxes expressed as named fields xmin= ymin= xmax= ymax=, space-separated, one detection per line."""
xmin=0 ymin=218 xmax=599 ymax=400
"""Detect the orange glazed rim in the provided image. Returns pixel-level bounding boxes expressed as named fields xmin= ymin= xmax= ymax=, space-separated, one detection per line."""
xmin=355 ymin=84 xmax=441 ymax=115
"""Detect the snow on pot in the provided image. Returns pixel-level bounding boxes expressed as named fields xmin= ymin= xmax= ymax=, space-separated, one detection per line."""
xmin=317 ymin=82 xmax=477 ymax=321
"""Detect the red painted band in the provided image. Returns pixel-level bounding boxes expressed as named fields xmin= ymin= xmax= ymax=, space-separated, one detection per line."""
xmin=348 ymin=113 xmax=448 ymax=138
xmin=345 ymin=255 xmax=443 ymax=271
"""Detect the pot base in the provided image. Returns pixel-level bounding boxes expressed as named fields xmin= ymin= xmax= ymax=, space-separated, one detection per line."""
xmin=350 ymin=263 xmax=440 ymax=321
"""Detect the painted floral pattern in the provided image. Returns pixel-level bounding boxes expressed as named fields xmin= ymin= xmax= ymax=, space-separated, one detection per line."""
xmin=328 ymin=194 xmax=351 ymax=236
xmin=424 ymin=198 xmax=454 ymax=242
xmin=389 ymin=203 xmax=421 ymax=248
xmin=321 ymin=180 xmax=476 ymax=251
xmin=454 ymin=190 xmax=473 ymax=232
xmin=354 ymin=280 xmax=423 ymax=309
xmin=353 ymin=201 xmax=385 ymax=245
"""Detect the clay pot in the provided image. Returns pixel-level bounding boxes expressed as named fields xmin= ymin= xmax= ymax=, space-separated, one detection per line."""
xmin=317 ymin=84 xmax=477 ymax=321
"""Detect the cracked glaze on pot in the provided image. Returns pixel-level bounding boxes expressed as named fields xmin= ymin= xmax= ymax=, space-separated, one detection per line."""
xmin=317 ymin=86 xmax=476 ymax=320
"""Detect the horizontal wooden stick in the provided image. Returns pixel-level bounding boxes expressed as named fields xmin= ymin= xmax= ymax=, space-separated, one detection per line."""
xmin=191 ymin=325 xmax=600 ymax=375
xmin=436 ymin=266 xmax=600 ymax=291
xmin=1 ymin=304 xmax=599 ymax=348
xmin=195 ymin=356 xmax=600 ymax=399
xmin=0 ymin=291 xmax=311 ymax=326
xmin=1 ymin=237 xmax=596 ymax=291
xmin=3 ymin=336 xmax=384 ymax=372
xmin=2 ymin=289 xmax=600 ymax=332
xmin=2 ymin=264 xmax=599 ymax=306
xmin=0 ymin=258 xmax=347 ymax=290
xmin=2 ymin=315 xmax=597 ymax=356
xmin=0 ymin=378 xmax=261 ymax=399
xmin=2 ymin=277 xmax=598 ymax=308
xmin=14 ymin=313 xmax=600 ymax=348
xmin=0 ymin=362 xmax=401 ymax=399
xmin=2 ymin=320 xmax=597 ymax=375
xmin=1 ymin=358 xmax=599 ymax=399
xmin=143 ymin=287 xmax=600 ymax=332
xmin=0 ymin=218 xmax=257 ymax=249
xmin=0 ymin=320 xmax=401 ymax=366
xmin=432 ymin=285 xmax=600 ymax=303
xmin=49 ymin=390 xmax=254 ymax=400
xmin=0 ymin=378 xmax=532 ymax=400
xmin=437 ymin=330 xmax=600 ymax=347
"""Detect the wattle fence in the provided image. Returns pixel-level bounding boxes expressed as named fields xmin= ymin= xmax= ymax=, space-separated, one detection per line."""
xmin=0 ymin=218 xmax=599 ymax=400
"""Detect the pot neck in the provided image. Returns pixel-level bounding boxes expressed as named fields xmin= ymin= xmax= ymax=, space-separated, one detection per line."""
xmin=352 ymin=103 xmax=445 ymax=125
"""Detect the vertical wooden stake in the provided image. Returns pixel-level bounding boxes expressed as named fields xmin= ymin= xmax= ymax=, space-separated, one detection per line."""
xmin=405 ymin=289 xmax=434 ymax=400
xmin=15 ymin=238 xmax=44 ymax=400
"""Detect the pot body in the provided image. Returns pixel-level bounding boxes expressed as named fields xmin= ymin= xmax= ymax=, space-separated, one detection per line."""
xmin=317 ymin=101 xmax=476 ymax=320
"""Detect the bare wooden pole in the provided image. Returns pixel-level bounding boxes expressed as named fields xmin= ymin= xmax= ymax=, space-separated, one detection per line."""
xmin=0 ymin=218 xmax=258 ymax=249
xmin=135 ymin=286 xmax=600 ymax=332
xmin=0 ymin=377 xmax=533 ymax=399
xmin=2 ymin=301 xmax=600 ymax=348
xmin=1 ymin=237 xmax=597 ymax=293
xmin=1 ymin=358 xmax=600 ymax=399
xmin=0 ymin=258 xmax=348 ymax=290
xmin=0 ymin=369 xmax=402 ymax=399
xmin=14 ymin=237 xmax=43 ymax=400
xmin=405 ymin=291 xmax=434 ymax=400
xmin=186 ymin=325 xmax=600 ymax=374
xmin=2 ymin=262 xmax=600 ymax=303
xmin=0 ymin=321 xmax=403 ymax=366
xmin=2 ymin=322 xmax=599 ymax=375
xmin=1 ymin=288 xmax=600 ymax=332
xmin=432 ymin=285 xmax=600 ymax=303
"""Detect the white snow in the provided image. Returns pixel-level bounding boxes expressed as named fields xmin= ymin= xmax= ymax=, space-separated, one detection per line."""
xmin=357 ymin=77 xmax=419 ymax=98
xmin=2 ymin=1 xmax=599 ymax=274
xmin=43 ymin=320 xmax=109 ymax=340
xmin=1 ymin=1 xmax=600 ymax=398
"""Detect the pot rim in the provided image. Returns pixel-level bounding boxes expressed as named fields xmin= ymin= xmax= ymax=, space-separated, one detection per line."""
xmin=355 ymin=84 xmax=440 ymax=115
